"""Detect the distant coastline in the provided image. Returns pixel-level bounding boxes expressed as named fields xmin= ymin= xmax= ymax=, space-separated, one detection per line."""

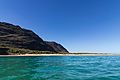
xmin=0 ymin=53 xmax=119 ymax=57
xmin=0 ymin=22 xmax=119 ymax=56
xmin=0 ymin=47 xmax=119 ymax=56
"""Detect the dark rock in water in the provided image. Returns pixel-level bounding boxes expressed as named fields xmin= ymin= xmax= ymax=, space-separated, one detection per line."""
xmin=45 ymin=41 xmax=69 ymax=53
xmin=0 ymin=22 xmax=69 ymax=53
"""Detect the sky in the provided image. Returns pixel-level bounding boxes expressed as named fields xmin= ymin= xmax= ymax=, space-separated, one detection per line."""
xmin=0 ymin=0 xmax=120 ymax=53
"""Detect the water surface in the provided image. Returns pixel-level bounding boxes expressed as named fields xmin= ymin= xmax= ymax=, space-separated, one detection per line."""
xmin=0 ymin=56 xmax=120 ymax=80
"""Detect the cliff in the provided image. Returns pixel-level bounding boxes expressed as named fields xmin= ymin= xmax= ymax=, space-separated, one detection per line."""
xmin=45 ymin=41 xmax=69 ymax=53
xmin=0 ymin=22 xmax=68 ymax=53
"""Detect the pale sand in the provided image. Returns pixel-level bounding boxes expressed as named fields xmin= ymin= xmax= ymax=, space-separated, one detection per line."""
xmin=0 ymin=53 xmax=120 ymax=56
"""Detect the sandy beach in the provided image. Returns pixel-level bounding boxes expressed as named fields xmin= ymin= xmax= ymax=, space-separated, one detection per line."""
xmin=0 ymin=53 xmax=120 ymax=57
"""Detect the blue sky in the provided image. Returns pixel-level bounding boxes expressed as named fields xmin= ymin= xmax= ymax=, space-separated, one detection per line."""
xmin=0 ymin=0 xmax=120 ymax=53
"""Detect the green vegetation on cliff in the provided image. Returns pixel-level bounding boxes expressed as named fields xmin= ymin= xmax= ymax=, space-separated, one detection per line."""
xmin=0 ymin=22 xmax=69 ymax=54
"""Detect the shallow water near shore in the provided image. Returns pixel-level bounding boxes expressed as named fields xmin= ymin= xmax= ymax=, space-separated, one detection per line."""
xmin=0 ymin=56 xmax=120 ymax=80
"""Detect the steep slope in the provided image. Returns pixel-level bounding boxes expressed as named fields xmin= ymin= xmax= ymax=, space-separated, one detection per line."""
xmin=0 ymin=22 xmax=69 ymax=53
xmin=45 ymin=41 xmax=69 ymax=53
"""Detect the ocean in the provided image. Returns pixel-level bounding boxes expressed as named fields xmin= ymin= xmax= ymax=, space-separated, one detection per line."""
xmin=0 ymin=56 xmax=120 ymax=80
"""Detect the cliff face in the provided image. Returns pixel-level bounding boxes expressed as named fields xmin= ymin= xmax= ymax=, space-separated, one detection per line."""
xmin=45 ymin=41 xmax=69 ymax=53
xmin=0 ymin=22 xmax=68 ymax=53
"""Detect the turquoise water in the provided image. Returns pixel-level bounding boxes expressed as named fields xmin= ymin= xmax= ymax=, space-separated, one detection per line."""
xmin=0 ymin=56 xmax=120 ymax=80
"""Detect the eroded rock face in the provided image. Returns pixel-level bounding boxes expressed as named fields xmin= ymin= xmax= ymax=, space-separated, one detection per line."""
xmin=45 ymin=41 xmax=69 ymax=53
xmin=0 ymin=22 xmax=69 ymax=53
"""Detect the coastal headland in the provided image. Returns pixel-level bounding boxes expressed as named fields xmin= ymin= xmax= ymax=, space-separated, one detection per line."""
xmin=0 ymin=22 xmax=119 ymax=56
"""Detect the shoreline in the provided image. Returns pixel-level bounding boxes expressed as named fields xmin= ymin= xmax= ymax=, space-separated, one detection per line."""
xmin=0 ymin=53 xmax=120 ymax=57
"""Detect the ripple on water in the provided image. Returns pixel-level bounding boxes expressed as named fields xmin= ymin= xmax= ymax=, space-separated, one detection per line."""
xmin=0 ymin=56 xmax=120 ymax=80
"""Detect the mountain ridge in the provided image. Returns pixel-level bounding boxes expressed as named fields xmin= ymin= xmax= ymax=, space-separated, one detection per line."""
xmin=0 ymin=22 xmax=69 ymax=53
